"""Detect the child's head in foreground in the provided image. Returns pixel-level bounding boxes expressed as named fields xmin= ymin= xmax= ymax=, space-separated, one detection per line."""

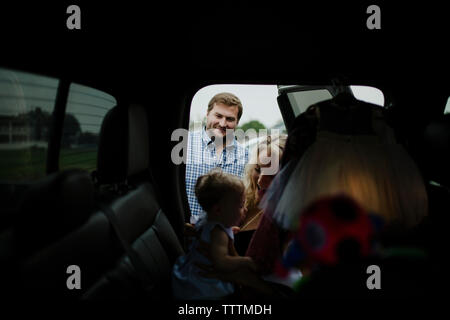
xmin=195 ymin=168 xmax=246 ymax=227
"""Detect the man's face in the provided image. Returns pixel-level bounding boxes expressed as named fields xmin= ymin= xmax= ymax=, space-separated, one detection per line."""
xmin=206 ymin=102 xmax=239 ymax=139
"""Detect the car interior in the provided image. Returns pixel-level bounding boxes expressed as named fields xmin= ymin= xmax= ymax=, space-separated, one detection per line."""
xmin=0 ymin=2 xmax=449 ymax=305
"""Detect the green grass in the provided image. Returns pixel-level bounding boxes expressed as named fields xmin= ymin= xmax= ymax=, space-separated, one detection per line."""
xmin=59 ymin=146 xmax=97 ymax=172
xmin=0 ymin=147 xmax=47 ymax=181
xmin=0 ymin=146 xmax=97 ymax=182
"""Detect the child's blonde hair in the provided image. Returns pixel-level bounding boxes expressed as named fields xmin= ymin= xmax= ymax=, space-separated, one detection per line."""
xmin=195 ymin=168 xmax=245 ymax=213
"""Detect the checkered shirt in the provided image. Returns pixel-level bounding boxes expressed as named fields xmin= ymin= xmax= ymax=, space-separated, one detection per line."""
xmin=185 ymin=128 xmax=249 ymax=224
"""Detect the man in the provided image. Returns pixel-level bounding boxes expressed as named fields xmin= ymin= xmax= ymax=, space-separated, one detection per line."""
xmin=186 ymin=92 xmax=249 ymax=224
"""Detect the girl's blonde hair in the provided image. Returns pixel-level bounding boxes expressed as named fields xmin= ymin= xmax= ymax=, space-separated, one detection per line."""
xmin=195 ymin=168 xmax=245 ymax=213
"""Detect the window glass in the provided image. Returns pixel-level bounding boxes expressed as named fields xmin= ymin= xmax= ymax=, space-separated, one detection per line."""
xmin=350 ymin=85 xmax=384 ymax=106
xmin=285 ymin=85 xmax=384 ymax=119
xmin=287 ymin=89 xmax=333 ymax=117
xmin=0 ymin=68 xmax=58 ymax=182
xmin=444 ymin=97 xmax=450 ymax=114
xmin=59 ymin=83 xmax=116 ymax=172
xmin=190 ymin=84 xmax=286 ymax=148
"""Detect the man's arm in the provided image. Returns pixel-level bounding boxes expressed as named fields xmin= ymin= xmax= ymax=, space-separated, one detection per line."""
xmin=209 ymin=226 xmax=256 ymax=273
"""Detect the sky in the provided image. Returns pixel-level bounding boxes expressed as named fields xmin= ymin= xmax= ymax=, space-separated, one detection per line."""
xmin=0 ymin=68 xmax=58 ymax=116
xmin=189 ymin=84 xmax=283 ymax=129
xmin=189 ymin=84 xmax=388 ymax=131
xmin=0 ymin=68 xmax=116 ymax=134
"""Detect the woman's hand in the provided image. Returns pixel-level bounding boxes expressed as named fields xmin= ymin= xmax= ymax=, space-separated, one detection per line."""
xmin=195 ymin=239 xmax=278 ymax=296
xmin=184 ymin=223 xmax=198 ymax=238
xmin=197 ymin=262 xmax=257 ymax=285
xmin=184 ymin=223 xmax=239 ymax=237
xmin=195 ymin=239 xmax=258 ymax=283
xmin=231 ymin=226 xmax=241 ymax=234
xmin=196 ymin=262 xmax=276 ymax=296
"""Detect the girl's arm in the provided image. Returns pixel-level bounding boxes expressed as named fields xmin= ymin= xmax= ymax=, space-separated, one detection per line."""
xmin=209 ymin=226 xmax=256 ymax=273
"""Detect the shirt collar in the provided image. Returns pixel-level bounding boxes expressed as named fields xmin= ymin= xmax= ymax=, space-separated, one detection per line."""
xmin=202 ymin=127 xmax=238 ymax=149
xmin=201 ymin=127 xmax=213 ymax=146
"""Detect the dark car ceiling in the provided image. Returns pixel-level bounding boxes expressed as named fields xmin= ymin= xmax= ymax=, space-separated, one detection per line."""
xmin=1 ymin=2 xmax=448 ymax=237
xmin=1 ymin=2 xmax=449 ymax=113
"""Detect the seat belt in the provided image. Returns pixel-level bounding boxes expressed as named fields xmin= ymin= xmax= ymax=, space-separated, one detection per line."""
xmin=99 ymin=202 xmax=158 ymax=293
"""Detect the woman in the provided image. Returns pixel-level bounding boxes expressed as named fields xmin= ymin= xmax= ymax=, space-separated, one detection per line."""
xmin=183 ymin=134 xmax=286 ymax=253
xmin=247 ymin=92 xmax=429 ymax=279
xmin=198 ymin=94 xmax=431 ymax=298
xmin=233 ymin=134 xmax=287 ymax=256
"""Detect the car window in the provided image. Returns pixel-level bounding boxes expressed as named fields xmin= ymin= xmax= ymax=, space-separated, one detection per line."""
xmin=287 ymin=89 xmax=333 ymax=118
xmin=59 ymin=83 xmax=116 ymax=172
xmin=186 ymin=84 xmax=287 ymax=223
xmin=190 ymin=84 xmax=286 ymax=142
xmin=285 ymin=85 xmax=384 ymax=119
xmin=0 ymin=68 xmax=58 ymax=182
xmin=444 ymin=97 xmax=450 ymax=114
xmin=350 ymin=85 xmax=384 ymax=106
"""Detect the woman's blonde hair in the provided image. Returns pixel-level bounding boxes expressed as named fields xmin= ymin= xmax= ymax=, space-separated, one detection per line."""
xmin=244 ymin=134 xmax=287 ymax=212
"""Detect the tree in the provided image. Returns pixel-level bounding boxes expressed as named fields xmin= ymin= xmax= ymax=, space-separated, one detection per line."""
xmin=61 ymin=113 xmax=81 ymax=147
xmin=21 ymin=107 xmax=52 ymax=141
xmin=270 ymin=118 xmax=287 ymax=134
xmin=238 ymin=120 xmax=266 ymax=132
xmin=78 ymin=132 xmax=98 ymax=145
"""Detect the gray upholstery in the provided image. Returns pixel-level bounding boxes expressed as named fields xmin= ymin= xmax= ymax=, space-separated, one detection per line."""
xmin=421 ymin=116 xmax=450 ymax=186
xmin=15 ymin=169 xmax=95 ymax=256
xmin=19 ymin=183 xmax=183 ymax=299
xmin=83 ymin=201 xmax=184 ymax=300
xmin=96 ymin=103 xmax=150 ymax=185
xmin=16 ymin=103 xmax=184 ymax=300
xmin=128 ymin=104 xmax=150 ymax=178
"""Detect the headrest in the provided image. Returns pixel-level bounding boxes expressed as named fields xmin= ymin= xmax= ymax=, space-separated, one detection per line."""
xmin=421 ymin=114 xmax=450 ymax=186
xmin=281 ymin=93 xmax=392 ymax=167
xmin=15 ymin=169 xmax=95 ymax=256
xmin=316 ymin=92 xmax=378 ymax=135
xmin=96 ymin=104 xmax=150 ymax=184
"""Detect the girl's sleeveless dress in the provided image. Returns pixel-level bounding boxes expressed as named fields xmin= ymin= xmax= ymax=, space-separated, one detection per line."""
xmin=172 ymin=221 xmax=235 ymax=300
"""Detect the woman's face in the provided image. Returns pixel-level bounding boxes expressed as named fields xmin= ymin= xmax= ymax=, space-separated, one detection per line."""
xmin=220 ymin=192 xmax=247 ymax=227
xmin=254 ymin=146 xmax=280 ymax=203
xmin=251 ymin=163 xmax=260 ymax=194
